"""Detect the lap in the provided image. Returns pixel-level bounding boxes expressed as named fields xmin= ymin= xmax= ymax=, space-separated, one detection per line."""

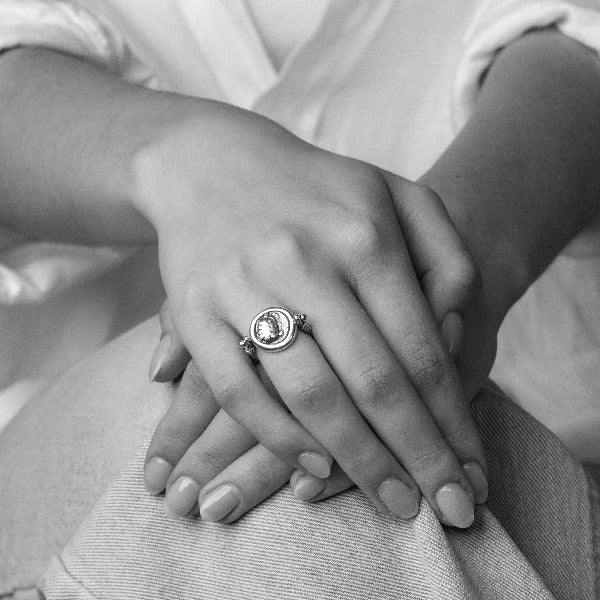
xmin=0 ymin=317 xmax=598 ymax=599
xmin=0 ymin=317 xmax=167 ymax=591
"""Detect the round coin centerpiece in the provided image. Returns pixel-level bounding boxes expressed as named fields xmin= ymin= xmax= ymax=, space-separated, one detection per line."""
xmin=250 ymin=307 xmax=297 ymax=352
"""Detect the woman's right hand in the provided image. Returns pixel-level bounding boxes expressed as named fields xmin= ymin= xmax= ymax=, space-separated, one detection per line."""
xmin=136 ymin=103 xmax=486 ymax=527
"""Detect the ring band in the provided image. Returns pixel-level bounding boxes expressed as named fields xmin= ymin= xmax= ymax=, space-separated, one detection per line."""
xmin=240 ymin=307 xmax=312 ymax=361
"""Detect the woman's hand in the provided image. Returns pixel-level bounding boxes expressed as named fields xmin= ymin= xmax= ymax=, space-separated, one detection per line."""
xmin=136 ymin=109 xmax=487 ymax=528
xmin=145 ymin=224 xmax=499 ymax=525
xmin=146 ymin=291 xmax=491 ymax=524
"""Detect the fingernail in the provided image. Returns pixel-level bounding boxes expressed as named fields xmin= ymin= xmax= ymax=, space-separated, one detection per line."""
xmin=442 ymin=312 xmax=463 ymax=357
xmin=435 ymin=483 xmax=474 ymax=528
xmin=298 ymin=452 xmax=331 ymax=479
xmin=144 ymin=457 xmax=173 ymax=495
xmin=199 ymin=484 xmax=241 ymax=522
xmin=377 ymin=478 xmax=420 ymax=519
xmin=292 ymin=474 xmax=327 ymax=501
xmin=164 ymin=476 xmax=200 ymax=519
xmin=463 ymin=462 xmax=488 ymax=504
xmin=149 ymin=334 xmax=171 ymax=382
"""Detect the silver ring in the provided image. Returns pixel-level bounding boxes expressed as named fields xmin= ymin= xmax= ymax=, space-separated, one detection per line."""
xmin=240 ymin=307 xmax=312 ymax=361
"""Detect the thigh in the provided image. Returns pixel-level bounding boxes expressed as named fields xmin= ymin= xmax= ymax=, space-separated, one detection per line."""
xmin=0 ymin=316 xmax=170 ymax=593
xmin=39 ymin=388 xmax=599 ymax=600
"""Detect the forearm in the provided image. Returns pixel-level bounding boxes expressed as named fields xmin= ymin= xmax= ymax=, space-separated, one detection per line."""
xmin=0 ymin=47 xmax=267 ymax=244
xmin=421 ymin=30 xmax=600 ymax=319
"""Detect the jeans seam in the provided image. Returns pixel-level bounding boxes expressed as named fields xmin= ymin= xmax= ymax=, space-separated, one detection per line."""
xmin=44 ymin=555 xmax=100 ymax=600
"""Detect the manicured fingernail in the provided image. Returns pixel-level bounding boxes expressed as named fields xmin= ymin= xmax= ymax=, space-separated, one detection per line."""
xmin=435 ymin=483 xmax=474 ymax=528
xmin=463 ymin=462 xmax=488 ymax=504
xmin=164 ymin=476 xmax=200 ymax=519
xmin=292 ymin=474 xmax=327 ymax=501
xmin=199 ymin=484 xmax=241 ymax=522
xmin=149 ymin=334 xmax=171 ymax=382
xmin=298 ymin=452 xmax=331 ymax=479
xmin=144 ymin=457 xmax=173 ymax=495
xmin=377 ymin=478 xmax=420 ymax=519
xmin=442 ymin=312 xmax=463 ymax=357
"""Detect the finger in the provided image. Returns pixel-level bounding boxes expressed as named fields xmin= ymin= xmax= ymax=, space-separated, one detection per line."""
xmin=335 ymin=210 xmax=488 ymax=507
xmin=289 ymin=466 xmax=352 ymax=504
xmin=197 ymin=444 xmax=295 ymax=523
xmin=144 ymin=362 xmax=219 ymax=494
xmin=291 ymin=465 xmax=421 ymax=522
xmin=290 ymin=465 xmax=418 ymax=521
xmin=384 ymin=174 xmax=481 ymax=355
xmin=163 ymin=409 xmax=259 ymax=518
xmin=291 ymin=466 xmax=424 ymax=523
xmin=149 ymin=300 xmax=191 ymax=382
xmin=187 ymin=316 xmax=337 ymax=480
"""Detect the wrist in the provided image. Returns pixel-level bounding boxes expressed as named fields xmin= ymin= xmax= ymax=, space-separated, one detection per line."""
xmin=130 ymin=100 xmax=313 ymax=233
xmin=418 ymin=168 xmax=529 ymax=326
xmin=421 ymin=30 xmax=600 ymax=324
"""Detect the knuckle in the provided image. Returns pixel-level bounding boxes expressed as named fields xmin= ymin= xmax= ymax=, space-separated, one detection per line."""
xmin=355 ymin=359 xmax=399 ymax=409
xmin=210 ymin=378 xmax=244 ymax=411
xmin=343 ymin=446 xmax=392 ymax=482
xmin=213 ymin=253 xmax=246 ymax=298
xmin=408 ymin=443 xmax=453 ymax=477
xmin=254 ymin=227 xmax=304 ymax=266
xmin=189 ymin=445 xmax=229 ymax=475
xmin=289 ymin=373 xmax=333 ymax=414
xmin=337 ymin=215 xmax=385 ymax=258
xmin=448 ymin=253 xmax=481 ymax=305
xmin=405 ymin=335 xmax=447 ymax=392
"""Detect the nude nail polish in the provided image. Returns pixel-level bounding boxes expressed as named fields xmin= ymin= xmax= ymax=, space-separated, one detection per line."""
xmin=292 ymin=474 xmax=327 ymax=501
xmin=463 ymin=462 xmax=489 ymax=504
xmin=435 ymin=483 xmax=474 ymax=528
xmin=441 ymin=312 xmax=463 ymax=357
xmin=199 ymin=485 xmax=241 ymax=522
xmin=298 ymin=452 xmax=331 ymax=479
xmin=144 ymin=457 xmax=173 ymax=495
xmin=149 ymin=334 xmax=171 ymax=382
xmin=164 ymin=476 xmax=200 ymax=519
xmin=377 ymin=478 xmax=420 ymax=519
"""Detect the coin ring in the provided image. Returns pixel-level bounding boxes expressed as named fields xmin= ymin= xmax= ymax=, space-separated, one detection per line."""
xmin=249 ymin=307 xmax=298 ymax=352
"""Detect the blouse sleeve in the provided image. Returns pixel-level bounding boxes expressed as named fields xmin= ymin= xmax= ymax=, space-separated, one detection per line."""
xmin=453 ymin=0 xmax=600 ymax=130
xmin=0 ymin=0 xmax=129 ymax=72
xmin=0 ymin=0 xmax=141 ymax=304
